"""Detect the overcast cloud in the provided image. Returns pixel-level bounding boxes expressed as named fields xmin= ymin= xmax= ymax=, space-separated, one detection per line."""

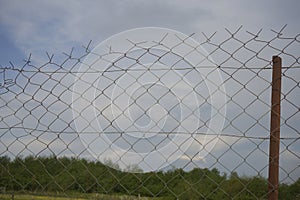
xmin=0 ymin=0 xmax=300 ymax=64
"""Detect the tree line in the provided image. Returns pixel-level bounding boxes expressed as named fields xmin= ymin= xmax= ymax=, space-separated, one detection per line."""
xmin=0 ymin=155 xmax=299 ymax=200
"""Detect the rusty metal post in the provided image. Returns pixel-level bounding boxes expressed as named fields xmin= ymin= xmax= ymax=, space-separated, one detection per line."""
xmin=268 ymin=56 xmax=282 ymax=200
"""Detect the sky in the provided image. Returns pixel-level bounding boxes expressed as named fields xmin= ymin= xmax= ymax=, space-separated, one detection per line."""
xmin=0 ymin=0 xmax=299 ymax=183
xmin=0 ymin=0 xmax=300 ymax=65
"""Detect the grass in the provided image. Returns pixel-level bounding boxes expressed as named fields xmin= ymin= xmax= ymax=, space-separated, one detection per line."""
xmin=0 ymin=193 xmax=164 ymax=200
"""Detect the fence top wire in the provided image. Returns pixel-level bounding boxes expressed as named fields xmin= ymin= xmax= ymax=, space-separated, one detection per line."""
xmin=1 ymin=25 xmax=299 ymax=72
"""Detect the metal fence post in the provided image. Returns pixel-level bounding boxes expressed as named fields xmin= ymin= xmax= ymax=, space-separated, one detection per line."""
xmin=268 ymin=56 xmax=282 ymax=200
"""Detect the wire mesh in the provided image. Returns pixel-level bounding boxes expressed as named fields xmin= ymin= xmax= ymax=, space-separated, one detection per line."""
xmin=0 ymin=26 xmax=299 ymax=200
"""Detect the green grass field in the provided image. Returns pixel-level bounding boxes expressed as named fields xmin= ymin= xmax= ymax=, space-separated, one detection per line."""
xmin=1 ymin=194 xmax=86 ymax=200
xmin=0 ymin=193 xmax=162 ymax=200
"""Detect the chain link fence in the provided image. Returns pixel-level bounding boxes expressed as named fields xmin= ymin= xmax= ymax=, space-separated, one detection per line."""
xmin=0 ymin=26 xmax=299 ymax=200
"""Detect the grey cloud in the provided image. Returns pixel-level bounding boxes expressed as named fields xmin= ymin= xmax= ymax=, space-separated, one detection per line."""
xmin=1 ymin=0 xmax=299 ymax=62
